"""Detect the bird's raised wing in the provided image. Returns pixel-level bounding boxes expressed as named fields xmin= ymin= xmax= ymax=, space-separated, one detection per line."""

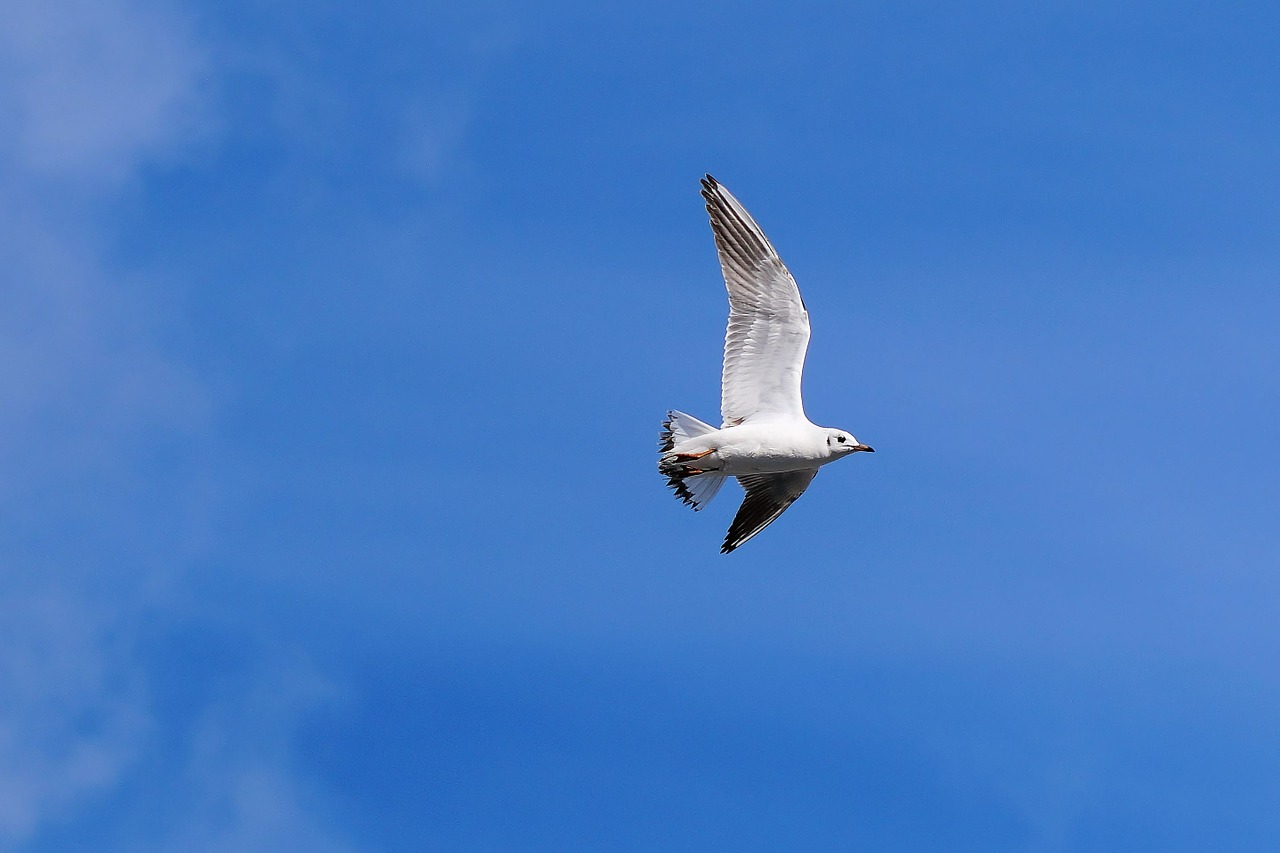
xmin=701 ymin=175 xmax=811 ymax=426
xmin=722 ymin=470 xmax=819 ymax=553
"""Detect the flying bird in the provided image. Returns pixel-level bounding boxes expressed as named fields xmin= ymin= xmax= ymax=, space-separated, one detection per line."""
xmin=659 ymin=175 xmax=874 ymax=553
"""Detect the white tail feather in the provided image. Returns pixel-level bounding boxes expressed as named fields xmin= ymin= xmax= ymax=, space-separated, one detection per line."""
xmin=659 ymin=410 xmax=717 ymax=451
xmin=658 ymin=410 xmax=726 ymax=510
xmin=680 ymin=471 xmax=727 ymax=510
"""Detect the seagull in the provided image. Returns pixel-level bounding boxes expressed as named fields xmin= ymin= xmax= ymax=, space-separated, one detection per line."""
xmin=658 ymin=175 xmax=874 ymax=553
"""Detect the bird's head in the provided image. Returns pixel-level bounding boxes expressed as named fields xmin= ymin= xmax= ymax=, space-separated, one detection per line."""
xmin=826 ymin=429 xmax=874 ymax=456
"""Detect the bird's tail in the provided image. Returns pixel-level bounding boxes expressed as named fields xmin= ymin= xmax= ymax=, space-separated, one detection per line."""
xmin=659 ymin=410 xmax=717 ymax=452
xmin=658 ymin=410 xmax=726 ymax=511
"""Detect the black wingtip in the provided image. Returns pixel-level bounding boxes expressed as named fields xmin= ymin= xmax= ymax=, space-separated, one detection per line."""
xmin=700 ymin=176 xmax=721 ymax=211
xmin=720 ymin=527 xmax=745 ymax=554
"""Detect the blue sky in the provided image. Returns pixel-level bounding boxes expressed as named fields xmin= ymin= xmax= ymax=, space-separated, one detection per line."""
xmin=3 ymin=0 xmax=1280 ymax=849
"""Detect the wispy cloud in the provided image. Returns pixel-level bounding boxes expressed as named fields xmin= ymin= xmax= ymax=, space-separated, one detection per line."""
xmin=0 ymin=1 xmax=206 ymax=843
xmin=0 ymin=595 xmax=147 ymax=843
xmin=0 ymin=0 xmax=210 ymax=184
xmin=0 ymin=2 xmax=344 ymax=847
xmin=396 ymin=88 xmax=474 ymax=186
xmin=137 ymin=656 xmax=353 ymax=853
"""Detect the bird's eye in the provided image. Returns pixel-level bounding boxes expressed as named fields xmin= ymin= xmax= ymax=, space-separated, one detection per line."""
xmin=837 ymin=435 xmax=846 ymax=443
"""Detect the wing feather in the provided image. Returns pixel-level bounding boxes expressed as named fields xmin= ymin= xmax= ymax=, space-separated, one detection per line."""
xmin=722 ymin=470 xmax=819 ymax=553
xmin=701 ymin=175 xmax=811 ymax=426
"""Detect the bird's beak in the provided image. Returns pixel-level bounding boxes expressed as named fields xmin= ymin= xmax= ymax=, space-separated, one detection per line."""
xmin=852 ymin=444 xmax=874 ymax=453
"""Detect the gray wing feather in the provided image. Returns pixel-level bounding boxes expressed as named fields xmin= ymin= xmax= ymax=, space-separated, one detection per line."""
xmin=722 ymin=469 xmax=819 ymax=553
xmin=701 ymin=175 xmax=811 ymax=426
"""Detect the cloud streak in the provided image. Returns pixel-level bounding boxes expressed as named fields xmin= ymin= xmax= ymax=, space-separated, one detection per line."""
xmin=0 ymin=2 xmax=345 ymax=847
xmin=0 ymin=0 xmax=210 ymax=184
xmin=0 ymin=594 xmax=146 ymax=843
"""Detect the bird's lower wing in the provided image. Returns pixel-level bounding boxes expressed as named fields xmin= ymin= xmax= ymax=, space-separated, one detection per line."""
xmin=722 ymin=469 xmax=819 ymax=553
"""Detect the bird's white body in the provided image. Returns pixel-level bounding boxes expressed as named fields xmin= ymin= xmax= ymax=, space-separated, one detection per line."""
xmin=666 ymin=422 xmax=836 ymax=475
xmin=658 ymin=176 xmax=874 ymax=553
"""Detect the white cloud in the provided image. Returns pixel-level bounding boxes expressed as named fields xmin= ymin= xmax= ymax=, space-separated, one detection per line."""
xmin=0 ymin=2 xmax=344 ymax=847
xmin=0 ymin=0 xmax=211 ymax=184
xmin=138 ymin=657 xmax=355 ymax=853
xmin=397 ymin=89 xmax=473 ymax=186
xmin=0 ymin=205 xmax=208 ymax=515
xmin=392 ymin=19 xmax=518 ymax=188
xmin=0 ymin=2 xmax=516 ymax=844
xmin=0 ymin=595 xmax=147 ymax=844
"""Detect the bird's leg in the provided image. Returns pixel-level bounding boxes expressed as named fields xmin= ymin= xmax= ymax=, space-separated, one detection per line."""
xmin=659 ymin=446 xmax=720 ymax=480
